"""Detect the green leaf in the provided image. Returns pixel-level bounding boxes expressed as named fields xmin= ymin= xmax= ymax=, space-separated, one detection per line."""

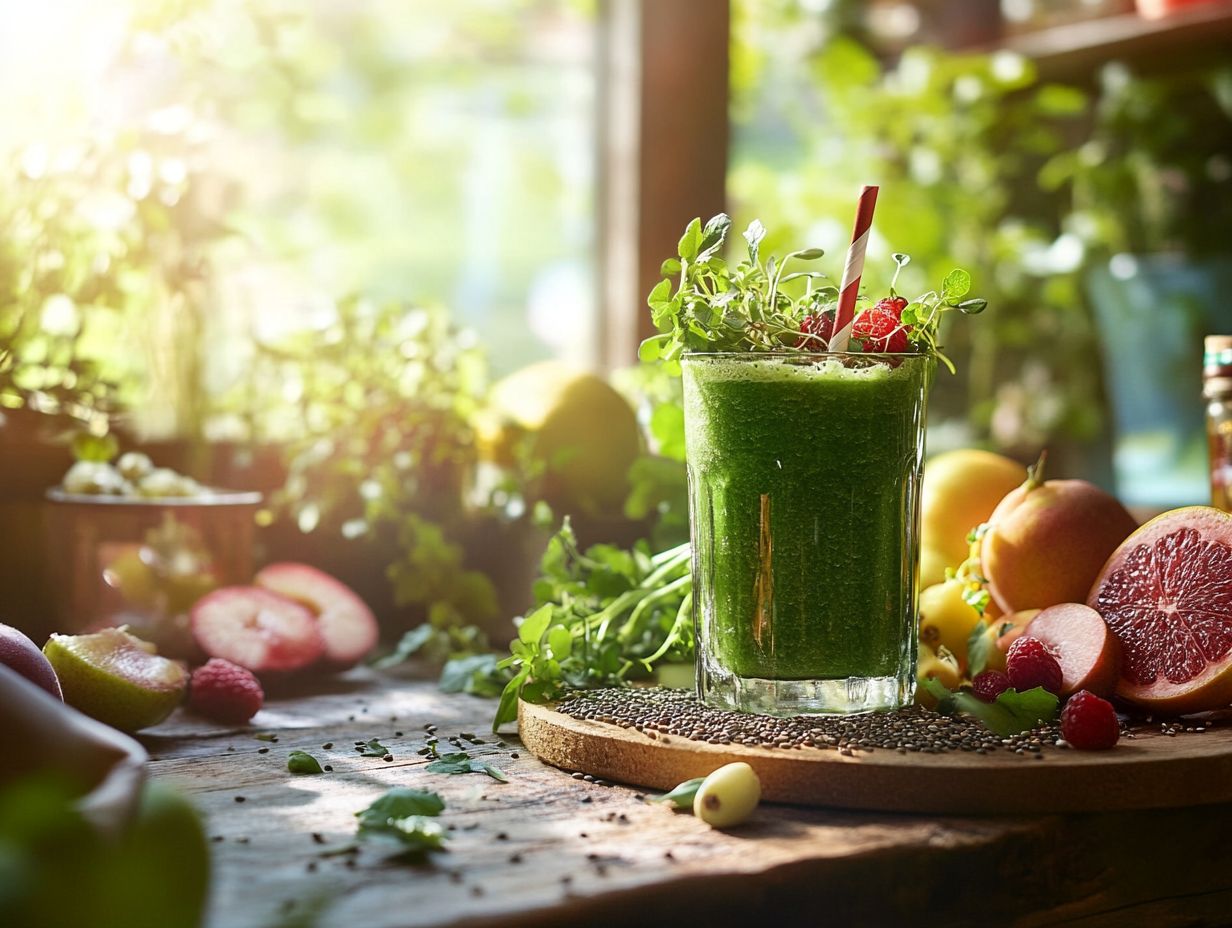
xmin=638 ymin=335 xmax=666 ymax=363
xmin=647 ymin=278 xmax=672 ymax=308
xmin=426 ymin=752 xmax=509 ymax=782
xmin=966 ymin=620 xmax=991 ymax=679
xmin=743 ymin=219 xmax=766 ymax=264
xmin=358 ymin=814 xmax=447 ymax=854
xmin=793 ymin=247 xmax=824 ymax=260
xmin=652 ymin=776 xmax=705 ymax=810
xmin=958 ymin=298 xmax=988 ymax=315
xmin=493 ymin=667 xmax=530 ymax=730
xmin=937 ymin=687 xmax=1060 ymax=737
xmin=660 ymin=257 xmax=682 ymax=277
xmin=438 ymin=653 xmax=507 ymax=697
xmin=287 ymin=750 xmax=323 ymax=775
xmin=698 ymin=213 xmax=732 ymax=260
xmin=942 ymin=269 xmax=972 ymax=301
xmin=518 ymin=603 xmax=553 ymax=645
xmin=371 ymin=624 xmax=435 ymax=669
xmin=355 ymin=788 xmax=445 ymax=827
xmin=677 ymin=218 xmax=702 ymax=262
xmin=548 ymin=625 xmax=573 ymax=660
xmin=358 ymin=739 xmax=389 ymax=757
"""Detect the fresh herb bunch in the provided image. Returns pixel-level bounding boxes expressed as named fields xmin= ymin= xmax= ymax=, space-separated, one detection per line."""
xmin=638 ymin=214 xmax=987 ymax=373
xmin=491 ymin=519 xmax=692 ymax=729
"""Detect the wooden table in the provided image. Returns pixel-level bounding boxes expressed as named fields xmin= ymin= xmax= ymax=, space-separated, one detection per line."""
xmin=145 ymin=670 xmax=1232 ymax=928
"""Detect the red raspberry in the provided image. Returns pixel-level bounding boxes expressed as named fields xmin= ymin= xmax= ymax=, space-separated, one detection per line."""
xmin=795 ymin=310 xmax=835 ymax=349
xmin=189 ymin=658 xmax=264 ymax=724
xmin=1005 ymin=636 xmax=1063 ymax=694
xmin=853 ymin=297 xmax=911 ymax=353
xmin=1060 ymin=690 xmax=1120 ymax=750
xmin=971 ymin=669 xmax=1011 ymax=702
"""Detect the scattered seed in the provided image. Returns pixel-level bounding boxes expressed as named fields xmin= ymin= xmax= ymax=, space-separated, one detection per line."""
xmin=323 ymin=764 xmax=333 ymax=771
xmin=322 ymin=742 xmax=333 ymax=750
xmin=257 ymin=747 xmax=269 ymax=754
xmin=234 ymin=796 xmax=246 ymax=803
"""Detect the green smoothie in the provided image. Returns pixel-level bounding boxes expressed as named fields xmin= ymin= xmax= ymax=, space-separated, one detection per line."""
xmin=682 ymin=352 xmax=931 ymax=713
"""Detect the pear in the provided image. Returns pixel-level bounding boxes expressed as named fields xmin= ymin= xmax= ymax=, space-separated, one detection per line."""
xmin=982 ymin=452 xmax=1137 ymax=615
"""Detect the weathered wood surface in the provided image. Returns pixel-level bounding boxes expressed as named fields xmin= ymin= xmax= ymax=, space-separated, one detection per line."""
xmin=519 ymin=699 xmax=1232 ymax=814
xmin=144 ymin=670 xmax=1232 ymax=928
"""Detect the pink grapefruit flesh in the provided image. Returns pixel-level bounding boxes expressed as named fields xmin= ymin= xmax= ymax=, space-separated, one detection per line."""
xmin=255 ymin=563 xmax=379 ymax=669
xmin=1023 ymin=603 xmax=1120 ymax=697
xmin=190 ymin=586 xmax=324 ymax=673
xmin=1087 ymin=506 xmax=1232 ymax=715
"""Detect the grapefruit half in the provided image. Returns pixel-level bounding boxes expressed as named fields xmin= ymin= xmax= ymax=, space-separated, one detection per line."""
xmin=1087 ymin=506 xmax=1232 ymax=715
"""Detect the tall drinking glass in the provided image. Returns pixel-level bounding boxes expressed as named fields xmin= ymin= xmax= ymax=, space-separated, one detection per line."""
xmin=682 ymin=351 xmax=932 ymax=715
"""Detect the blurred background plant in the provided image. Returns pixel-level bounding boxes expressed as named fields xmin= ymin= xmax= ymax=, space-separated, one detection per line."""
xmin=729 ymin=25 xmax=1102 ymax=462
xmin=3 ymin=0 xmax=1232 ymax=639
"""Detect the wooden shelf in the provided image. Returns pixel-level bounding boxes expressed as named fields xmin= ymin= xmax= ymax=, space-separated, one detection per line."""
xmin=979 ymin=3 xmax=1232 ymax=79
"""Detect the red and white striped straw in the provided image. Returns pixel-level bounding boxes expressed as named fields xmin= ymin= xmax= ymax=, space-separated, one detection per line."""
xmin=827 ymin=185 xmax=879 ymax=352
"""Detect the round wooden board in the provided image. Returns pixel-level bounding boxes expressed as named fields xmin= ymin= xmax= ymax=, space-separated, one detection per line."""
xmin=519 ymin=699 xmax=1232 ymax=815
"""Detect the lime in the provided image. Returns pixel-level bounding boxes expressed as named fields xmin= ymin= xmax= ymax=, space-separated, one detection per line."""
xmin=43 ymin=629 xmax=188 ymax=733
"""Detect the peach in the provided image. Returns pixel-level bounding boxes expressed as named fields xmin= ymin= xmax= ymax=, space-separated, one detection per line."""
xmin=981 ymin=453 xmax=1137 ymax=615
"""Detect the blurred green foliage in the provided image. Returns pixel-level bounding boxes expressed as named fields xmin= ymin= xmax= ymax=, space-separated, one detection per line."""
xmin=1041 ymin=62 xmax=1232 ymax=257
xmin=0 ymin=779 xmax=210 ymax=928
xmin=0 ymin=130 xmax=221 ymax=433
xmin=729 ymin=20 xmax=1101 ymax=451
xmin=254 ymin=297 xmax=500 ymax=631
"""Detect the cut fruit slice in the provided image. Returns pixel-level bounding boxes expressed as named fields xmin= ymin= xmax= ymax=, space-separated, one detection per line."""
xmin=1087 ymin=506 xmax=1232 ymax=715
xmin=255 ymin=563 xmax=379 ymax=669
xmin=190 ymin=587 xmax=324 ymax=673
xmin=43 ymin=628 xmax=188 ymax=732
xmin=1024 ymin=603 xmax=1120 ymax=698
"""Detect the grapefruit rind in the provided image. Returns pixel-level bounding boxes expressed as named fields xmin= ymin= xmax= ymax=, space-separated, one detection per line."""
xmin=1087 ymin=506 xmax=1232 ymax=715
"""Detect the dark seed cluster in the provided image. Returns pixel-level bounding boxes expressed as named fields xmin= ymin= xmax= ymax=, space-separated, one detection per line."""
xmin=557 ymin=687 xmax=1065 ymax=757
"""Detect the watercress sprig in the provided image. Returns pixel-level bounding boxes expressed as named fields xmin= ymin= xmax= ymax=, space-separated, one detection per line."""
xmin=639 ymin=214 xmax=988 ymax=372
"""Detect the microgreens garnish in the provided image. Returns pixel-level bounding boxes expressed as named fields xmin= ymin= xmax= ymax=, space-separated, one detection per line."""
xmin=639 ymin=214 xmax=987 ymax=373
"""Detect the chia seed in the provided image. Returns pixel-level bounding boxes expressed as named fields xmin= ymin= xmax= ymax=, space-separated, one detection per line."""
xmin=554 ymin=687 xmax=1068 ymax=757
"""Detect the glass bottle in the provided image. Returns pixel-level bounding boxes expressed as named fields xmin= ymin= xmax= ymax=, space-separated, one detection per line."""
xmin=1203 ymin=335 xmax=1232 ymax=512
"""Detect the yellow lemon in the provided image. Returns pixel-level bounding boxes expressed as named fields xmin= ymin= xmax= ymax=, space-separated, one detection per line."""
xmin=484 ymin=362 xmax=642 ymax=517
xmin=921 ymin=449 xmax=1026 ymax=579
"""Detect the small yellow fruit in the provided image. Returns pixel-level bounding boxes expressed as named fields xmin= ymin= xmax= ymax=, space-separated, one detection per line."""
xmin=918 ymin=578 xmax=985 ymax=671
xmin=482 ymin=362 xmax=642 ymax=517
xmin=921 ymin=450 xmax=1026 ymax=575
xmin=918 ymin=545 xmax=951 ymax=590
xmin=692 ymin=762 xmax=761 ymax=828
xmin=916 ymin=642 xmax=962 ymax=707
